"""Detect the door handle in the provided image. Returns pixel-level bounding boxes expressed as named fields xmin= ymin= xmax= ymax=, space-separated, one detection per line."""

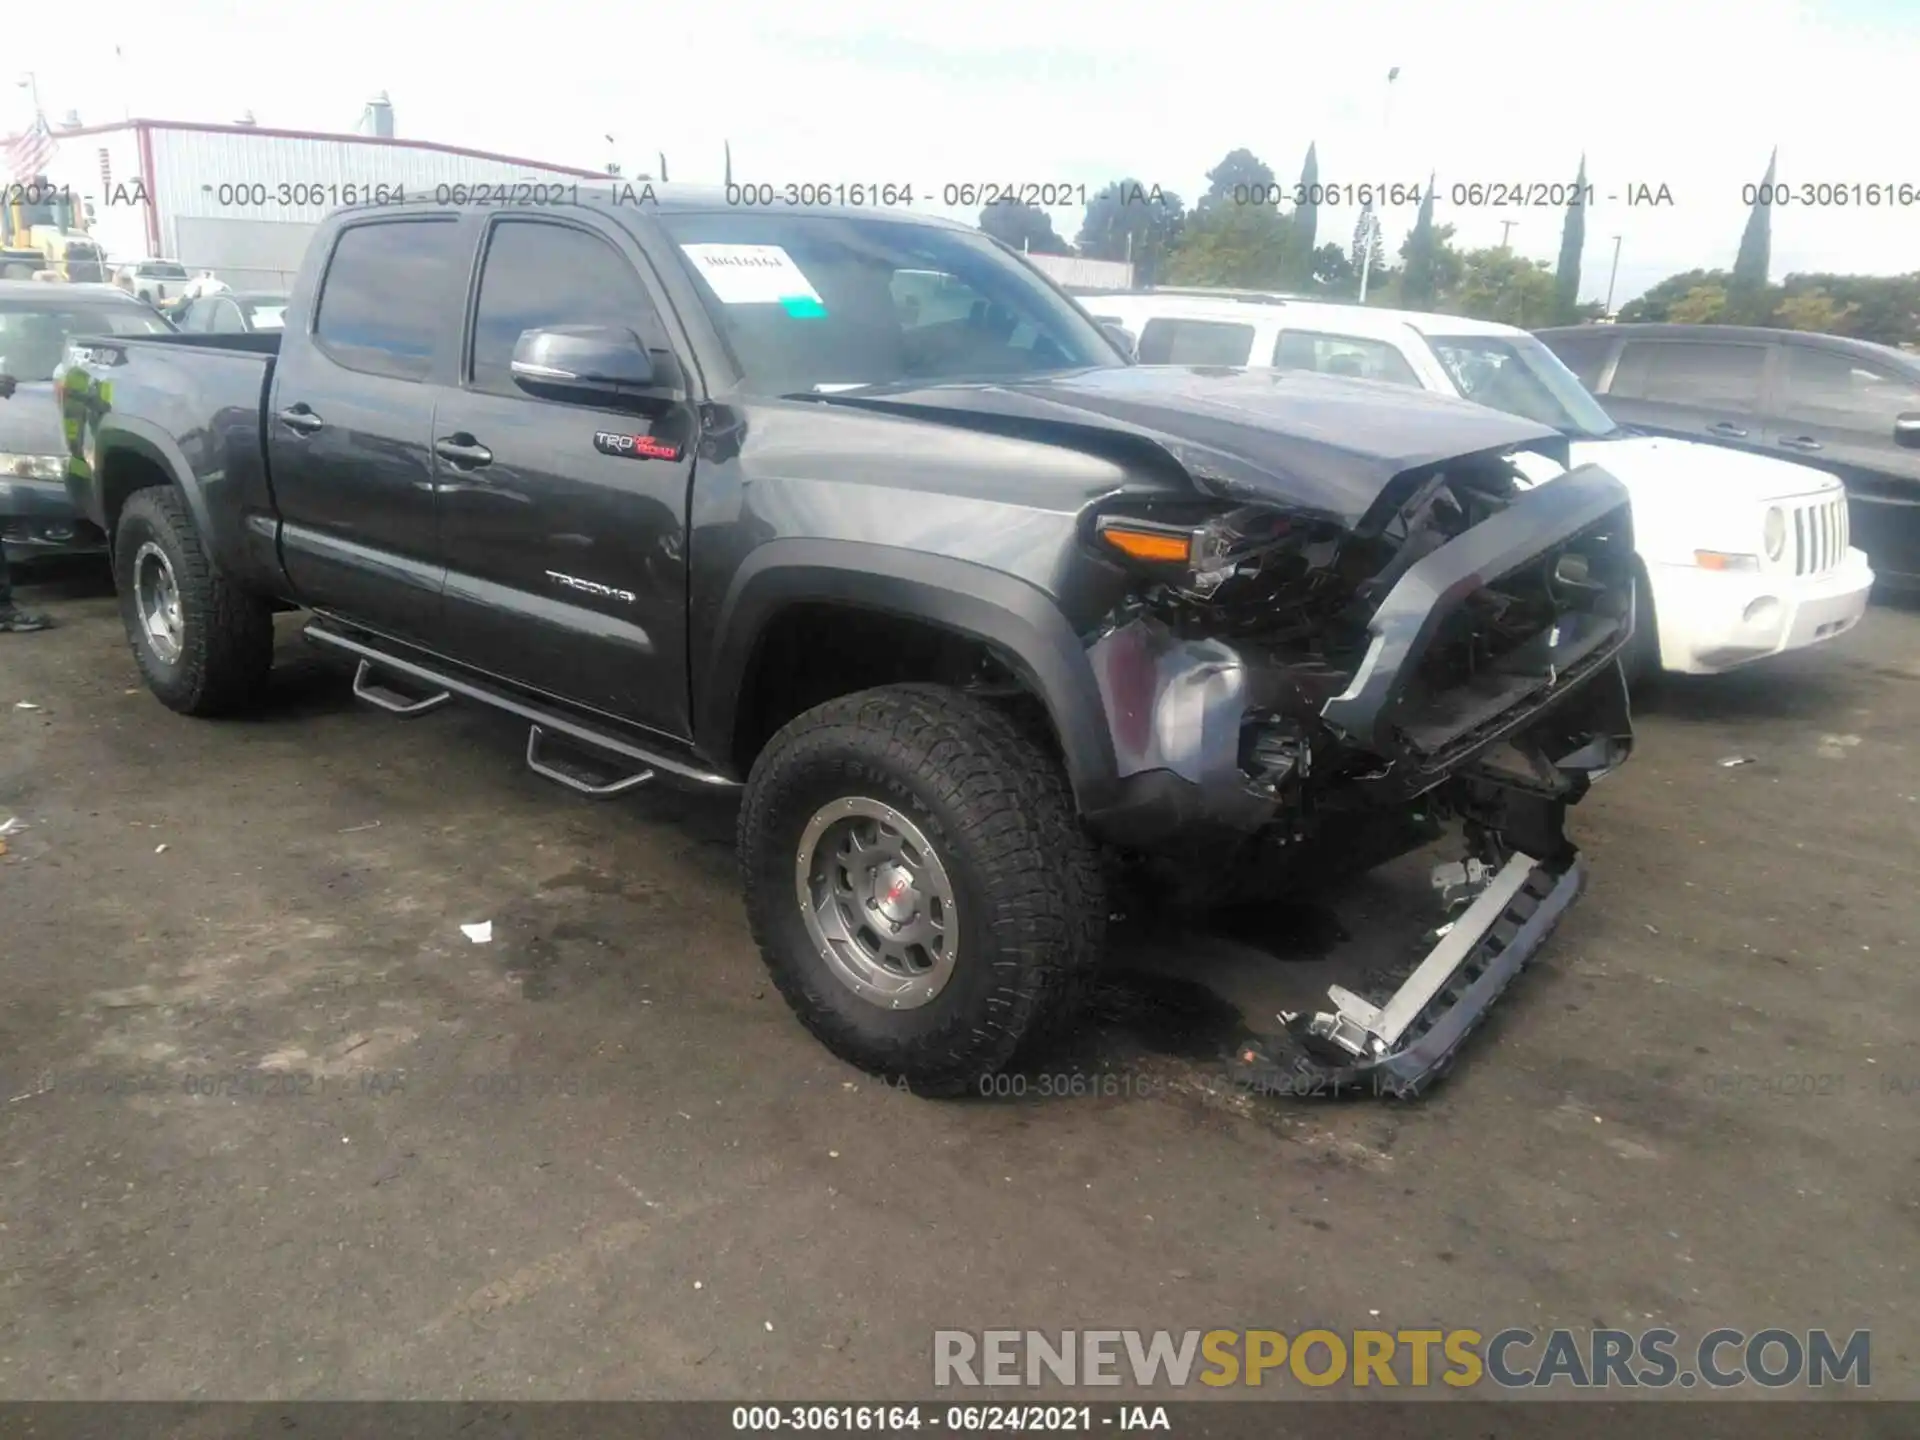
xmin=433 ymin=434 xmax=494 ymax=469
xmin=1777 ymin=435 xmax=1823 ymax=452
xmin=1706 ymin=422 xmax=1749 ymax=438
xmin=277 ymin=404 xmax=324 ymax=435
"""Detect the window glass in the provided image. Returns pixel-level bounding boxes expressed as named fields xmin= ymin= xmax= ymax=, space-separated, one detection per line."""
xmin=1539 ymin=331 xmax=1612 ymax=389
xmin=243 ymin=302 xmax=287 ymax=332
xmin=655 ymin=211 xmax=1119 ymax=395
xmin=314 ymin=219 xmax=461 ymax=381
xmin=1427 ymin=334 xmax=1620 ymax=437
xmin=1273 ymin=329 xmax=1421 ymax=387
xmin=470 ymin=220 xmax=662 ymax=397
xmin=1137 ymin=318 xmax=1256 ymax=365
xmin=0 ymin=300 xmax=171 ymax=379
xmin=1608 ymin=341 xmax=1767 ymax=410
xmin=1781 ymin=346 xmax=1920 ymax=428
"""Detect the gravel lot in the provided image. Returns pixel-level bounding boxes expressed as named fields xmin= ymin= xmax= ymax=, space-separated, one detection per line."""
xmin=2 ymin=560 xmax=1916 ymax=1401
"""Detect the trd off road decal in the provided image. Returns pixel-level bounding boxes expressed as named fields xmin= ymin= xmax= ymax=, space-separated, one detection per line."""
xmin=594 ymin=430 xmax=682 ymax=462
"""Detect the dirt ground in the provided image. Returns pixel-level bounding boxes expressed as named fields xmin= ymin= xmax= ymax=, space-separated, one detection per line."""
xmin=2 ymin=558 xmax=1916 ymax=1402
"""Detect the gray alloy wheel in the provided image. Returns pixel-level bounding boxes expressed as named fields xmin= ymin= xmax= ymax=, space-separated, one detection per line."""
xmin=133 ymin=540 xmax=185 ymax=664
xmin=794 ymin=795 xmax=959 ymax=1010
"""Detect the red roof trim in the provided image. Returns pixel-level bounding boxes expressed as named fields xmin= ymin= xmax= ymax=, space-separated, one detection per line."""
xmin=45 ymin=118 xmax=605 ymax=178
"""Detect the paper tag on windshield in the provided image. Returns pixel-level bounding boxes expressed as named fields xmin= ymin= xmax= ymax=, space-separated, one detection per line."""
xmin=679 ymin=244 xmax=825 ymax=307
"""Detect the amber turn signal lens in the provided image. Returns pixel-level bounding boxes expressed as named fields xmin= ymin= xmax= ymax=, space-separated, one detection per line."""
xmin=1101 ymin=527 xmax=1193 ymax=563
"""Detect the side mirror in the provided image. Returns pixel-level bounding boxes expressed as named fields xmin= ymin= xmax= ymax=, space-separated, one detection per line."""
xmin=1895 ymin=412 xmax=1920 ymax=450
xmin=511 ymin=324 xmax=663 ymax=400
xmin=1101 ymin=322 xmax=1138 ymax=362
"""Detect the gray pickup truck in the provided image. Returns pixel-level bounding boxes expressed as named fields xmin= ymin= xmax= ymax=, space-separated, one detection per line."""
xmin=57 ymin=188 xmax=1637 ymax=1096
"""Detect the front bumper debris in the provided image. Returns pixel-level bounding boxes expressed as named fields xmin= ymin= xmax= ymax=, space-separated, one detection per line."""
xmin=1229 ymin=847 xmax=1585 ymax=1099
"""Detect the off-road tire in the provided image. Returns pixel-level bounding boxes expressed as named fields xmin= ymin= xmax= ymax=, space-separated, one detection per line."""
xmin=738 ymin=684 xmax=1106 ymax=1097
xmin=114 ymin=487 xmax=274 ymax=716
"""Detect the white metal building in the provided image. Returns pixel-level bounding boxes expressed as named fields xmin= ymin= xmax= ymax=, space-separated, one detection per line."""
xmin=35 ymin=118 xmax=605 ymax=289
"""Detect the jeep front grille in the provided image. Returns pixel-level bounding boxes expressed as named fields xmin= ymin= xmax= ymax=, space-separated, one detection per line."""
xmin=1792 ymin=494 xmax=1848 ymax=576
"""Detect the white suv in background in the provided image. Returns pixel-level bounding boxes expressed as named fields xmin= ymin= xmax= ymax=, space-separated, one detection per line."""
xmin=1085 ymin=292 xmax=1874 ymax=677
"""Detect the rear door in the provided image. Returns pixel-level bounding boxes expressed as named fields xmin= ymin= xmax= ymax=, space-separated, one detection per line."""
xmin=1596 ymin=336 xmax=1775 ymax=454
xmin=430 ymin=213 xmax=699 ymax=739
xmin=268 ymin=212 xmax=465 ymax=648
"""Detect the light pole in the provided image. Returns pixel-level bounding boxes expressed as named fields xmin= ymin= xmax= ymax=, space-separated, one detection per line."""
xmin=1500 ymin=220 xmax=1516 ymax=250
xmin=1605 ymin=234 xmax=1623 ymax=316
xmin=1357 ymin=65 xmax=1400 ymax=304
xmin=18 ymin=71 xmax=41 ymax=113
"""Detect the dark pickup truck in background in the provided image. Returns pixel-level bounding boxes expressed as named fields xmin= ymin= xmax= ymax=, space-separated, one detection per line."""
xmin=57 ymin=189 xmax=1637 ymax=1096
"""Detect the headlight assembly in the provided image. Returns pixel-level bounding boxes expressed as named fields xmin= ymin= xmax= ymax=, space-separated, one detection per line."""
xmin=1763 ymin=505 xmax=1787 ymax=562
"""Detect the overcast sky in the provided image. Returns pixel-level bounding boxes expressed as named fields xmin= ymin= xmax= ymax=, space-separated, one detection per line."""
xmin=10 ymin=0 xmax=1915 ymax=305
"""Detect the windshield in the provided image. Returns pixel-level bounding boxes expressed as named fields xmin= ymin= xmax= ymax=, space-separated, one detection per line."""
xmin=142 ymin=263 xmax=190 ymax=279
xmin=655 ymin=212 xmax=1122 ymax=395
xmin=0 ymin=301 xmax=172 ymax=380
xmin=1426 ymin=333 xmax=1622 ymax=439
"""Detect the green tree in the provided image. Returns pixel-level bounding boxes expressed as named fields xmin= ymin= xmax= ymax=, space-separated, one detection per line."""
xmin=1200 ymin=148 xmax=1276 ymax=209
xmin=1619 ymin=268 xmax=1731 ymax=322
xmin=1163 ymin=201 xmax=1302 ymax=288
xmin=1290 ymin=143 xmax=1320 ymax=285
xmin=1396 ymin=179 xmax=1460 ymax=309
xmin=1075 ymin=181 xmax=1185 ymax=285
xmin=1777 ymin=272 xmax=1920 ymax=346
xmin=1774 ymin=287 xmax=1860 ymax=333
xmin=979 ymin=200 xmax=1068 ymax=255
xmin=1311 ymin=241 xmax=1355 ymax=289
xmin=1447 ymin=247 xmax=1560 ymax=327
xmin=1669 ymin=283 xmax=1730 ymax=324
xmin=1553 ymin=155 xmax=1587 ymax=323
xmin=1729 ymin=148 xmax=1777 ymax=320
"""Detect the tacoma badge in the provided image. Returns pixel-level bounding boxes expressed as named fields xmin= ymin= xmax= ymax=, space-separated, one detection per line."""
xmin=546 ymin=570 xmax=638 ymax=605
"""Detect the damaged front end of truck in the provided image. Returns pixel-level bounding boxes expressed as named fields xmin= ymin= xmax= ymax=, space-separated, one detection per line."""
xmin=1077 ymin=437 xmax=1636 ymax=1097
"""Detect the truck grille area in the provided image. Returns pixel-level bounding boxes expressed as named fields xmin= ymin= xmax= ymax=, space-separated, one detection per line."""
xmin=1390 ymin=511 xmax=1634 ymax=770
xmin=1791 ymin=493 xmax=1849 ymax=576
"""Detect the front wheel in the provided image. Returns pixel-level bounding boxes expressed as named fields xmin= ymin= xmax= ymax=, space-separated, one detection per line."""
xmin=738 ymin=684 xmax=1106 ymax=1096
xmin=114 ymin=487 xmax=274 ymax=716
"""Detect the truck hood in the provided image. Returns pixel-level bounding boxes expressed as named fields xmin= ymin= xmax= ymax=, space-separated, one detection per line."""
xmin=1566 ymin=433 xmax=1842 ymax=502
xmin=805 ymin=365 xmax=1567 ymax=529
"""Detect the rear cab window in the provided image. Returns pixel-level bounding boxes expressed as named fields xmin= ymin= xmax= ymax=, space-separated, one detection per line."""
xmin=1137 ymin=318 xmax=1256 ymax=365
xmin=313 ymin=218 xmax=464 ymax=381
xmin=1272 ymin=330 xmax=1422 ymax=387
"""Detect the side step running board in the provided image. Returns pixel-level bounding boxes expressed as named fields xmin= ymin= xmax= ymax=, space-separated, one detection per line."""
xmin=306 ymin=621 xmax=740 ymax=795
xmin=352 ymin=658 xmax=451 ymax=717
xmin=526 ymin=724 xmax=656 ymax=798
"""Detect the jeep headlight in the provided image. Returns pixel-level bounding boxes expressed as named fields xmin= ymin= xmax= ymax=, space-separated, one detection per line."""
xmin=0 ymin=453 xmax=65 ymax=481
xmin=1763 ymin=506 xmax=1787 ymax=562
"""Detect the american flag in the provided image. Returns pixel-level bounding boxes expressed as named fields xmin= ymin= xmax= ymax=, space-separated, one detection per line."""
xmin=6 ymin=111 xmax=55 ymax=182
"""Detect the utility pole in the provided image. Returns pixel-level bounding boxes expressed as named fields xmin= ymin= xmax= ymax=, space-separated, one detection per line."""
xmin=1500 ymin=220 xmax=1515 ymax=250
xmin=1605 ymin=234 xmax=1623 ymax=316
xmin=1358 ymin=66 xmax=1400 ymax=304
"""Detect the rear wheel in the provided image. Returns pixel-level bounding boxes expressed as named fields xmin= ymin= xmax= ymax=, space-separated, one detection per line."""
xmin=114 ymin=487 xmax=274 ymax=716
xmin=738 ymin=684 xmax=1106 ymax=1096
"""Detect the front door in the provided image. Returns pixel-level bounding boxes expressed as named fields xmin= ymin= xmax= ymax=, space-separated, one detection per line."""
xmin=268 ymin=213 xmax=465 ymax=648
xmin=431 ymin=214 xmax=699 ymax=740
xmin=1598 ymin=337 xmax=1775 ymax=456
